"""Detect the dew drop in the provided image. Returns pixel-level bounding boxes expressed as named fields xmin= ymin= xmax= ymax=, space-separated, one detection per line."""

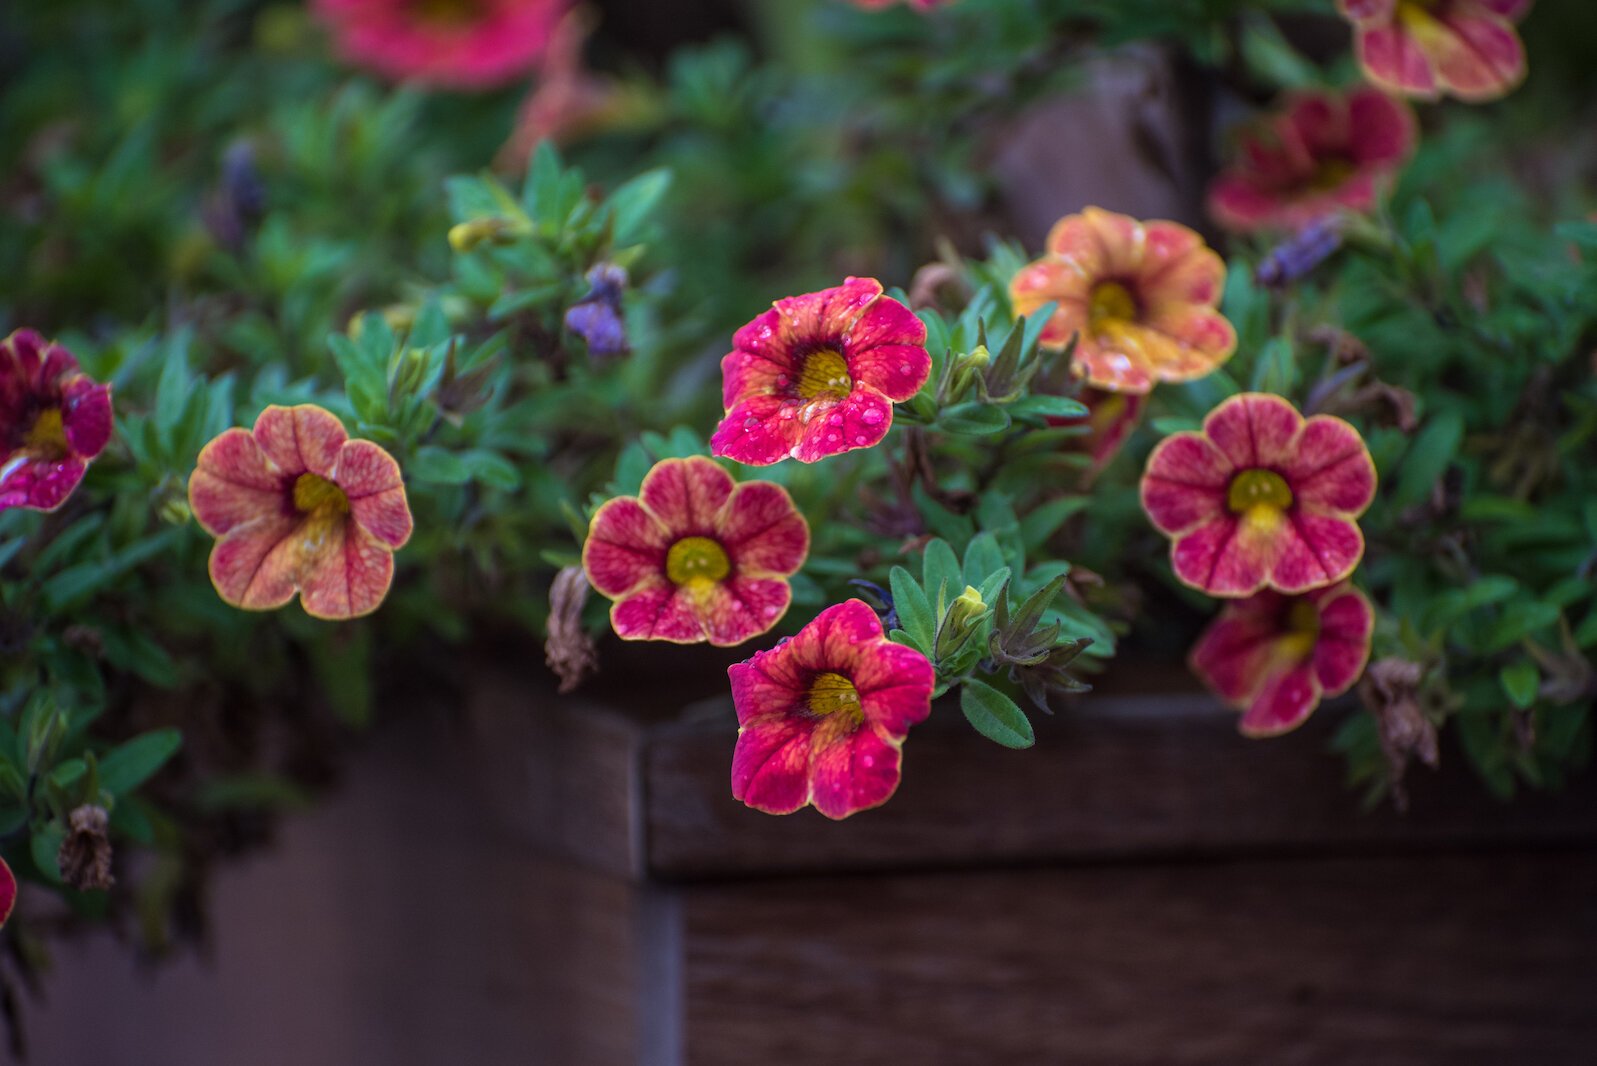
xmin=899 ymin=364 xmax=911 ymax=375
xmin=744 ymin=416 xmax=759 ymax=429
xmin=763 ymin=604 xmax=779 ymax=618
xmin=854 ymin=434 xmax=868 ymax=445
xmin=860 ymin=407 xmax=884 ymax=425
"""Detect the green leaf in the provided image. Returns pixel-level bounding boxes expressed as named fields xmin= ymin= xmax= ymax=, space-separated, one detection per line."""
xmin=153 ymin=328 xmax=193 ymax=454
xmin=607 ymin=168 xmax=672 ymax=245
xmin=890 ymin=566 xmax=934 ymax=651
xmin=1392 ymin=411 xmax=1463 ymax=510
xmin=961 ymin=679 xmax=1035 ymax=749
xmin=921 ymin=539 xmax=963 ymax=603
xmin=1499 ymin=661 xmax=1539 ymax=710
xmin=962 ymin=532 xmax=1007 ymax=587
xmin=32 ymin=824 xmax=64 ymax=885
xmin=409 ymin=445 xmax=472 ymax=485
xmin=461 ymin=449 xmax=522 ymax=491
xmin=1006 ymin=394 xmax=1088 ymax=421
xmin=98 ymin=728 xmax=183 ymax=796
xmin=940 ymin=403 xmax=1011 ymax=435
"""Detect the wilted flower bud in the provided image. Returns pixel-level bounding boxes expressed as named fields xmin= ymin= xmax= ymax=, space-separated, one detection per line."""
xmin=202 ymin=139 xmax=266 ymax=253
xmin=1358 ymin=657 xmax=1439 ymax=812
xmin=59 ymin=805 xmax=114 ymax=892
xmin=563 ymin=263 xmax=630 ymax=359
xmin=545 ymin=566 xmax=599 ymax=694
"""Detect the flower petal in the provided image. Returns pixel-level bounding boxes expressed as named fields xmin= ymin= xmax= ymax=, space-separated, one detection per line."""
xmin=791 ymin=387 xmax=894 ymax=462
xmin=1203 ymin=392 xmax=1304 ymax=470
xmin=60 ymin=378 xmax=113 ymax=460
xmin=0 ymin=855 xmax=15 ymax=930
xmin=337 ymin=439 xmax=412 ymax=548
xmin=1142 ymin=432 xmax=1233 ymax=533
xmin=208 ymin=514 xmax=302 ymax=611
xmin=699 ymin=577 xmax=792 ymax=647
xmin=1143 ymin=244 xmax=1226 ymax=309
xmin=1357 ymin=24 xmax=1441 ymax=98
xmin=853 ymin=642 xmax=935 ymax=737
xmin=1430 ymin=6 xmax=1525 ymax=100
xmin=809 ymin=721 xmax=903 ymax=820
xmin=1239 ymin=661 xmax=1322 ymax=737
xmin=720 ymin=481 xmax=808 ymax=576
xmin=1313 ymin=585 xmax=1375 ymax=695
xmin=252 ymin=404 xmax=346 ymax=478
xmin=1080 ymin=206 xmax=1146 ymax=275
xmin=583 ymin=497 xmax=670 ymax=597
xmin=189 ymin=429 xmax=287 ymax=535
xmin=298 ymin=518 xmax=397 ymax=620
xmin=0 ymin=456 xmax=89 ymax=513
xmin=1171 ymin=514 xmax=1273 ymax=598
xmin=1347 ymin=87 xmax=1417 ymax=166
xmin=711 ymin=394 xmax=802 ymax=467
xmin=639 ymin=456 xmax=735 ymax=538
xmin=844 ymin=298 xmax=930 ymax=402
xmin=730 ymin=708 xmax=814 ymax=815
xmin=1276 ymin=512 xmax=1365 ymax=592
xmin=1044 ymin=212 xmax=1108 ymax=277
xmin=720 ymin=335 xmax=791 ymax=409
xmin=1140 ymin=308 xmax=1237 ymax=380
xmin=773 ymin=277 xmax=882 ymax=347
xmin=1073 ymin=330 xmax=1158 ymax=395
xmin=788 ymin=598 xmax=885 ymax=674
xmin=609 ymin=582 xmax=706 ymax=643
xmin=1188 ymin=594 xmax=1286 ymax=703
xmin=1287 ymin=417 xmax=1377 ymax=516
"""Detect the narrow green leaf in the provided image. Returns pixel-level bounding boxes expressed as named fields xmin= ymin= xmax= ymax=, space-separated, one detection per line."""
xmin=889 ymin=566 xmax=934 ymax=651
xmin=961 ymin=679 xmax=1035 ymax=749
xmin=1499 ymin=661 xmax=1539 ymax=710
xmin=98 ymin=728 xmax=183 ymax=796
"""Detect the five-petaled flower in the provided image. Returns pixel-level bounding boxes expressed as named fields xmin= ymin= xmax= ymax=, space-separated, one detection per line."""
xmin=1009 ymin=207 xmax=1236 ymax=395
xmin=189 ymin=404 xmax=413 ymax=620
xmin=1337 ymin=0 xmax=1531 ymax=102
xmin=1208 ymin=87 xmax=1417 ymax=234
xmin=583 ymin=456 xmax=809 ymax=646
xmin=310 ymin=0 xmax=569 ymax=90
xmin=710 ymin=277 xmax=931 ymax=465
xmin=0 ymin=330 xmax=113 ymax=514
xmin=729 ymin=599 xmax=935 ymax=819
xmin=1141 ymin=392 xmax=1377 ymax=598
xmin=1190 ymin=582 xmax=1375 ymax=737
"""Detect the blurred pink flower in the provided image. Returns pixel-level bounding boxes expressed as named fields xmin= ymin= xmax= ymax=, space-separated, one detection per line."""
xmin=311 ymin=0 xmax=570 ymax=90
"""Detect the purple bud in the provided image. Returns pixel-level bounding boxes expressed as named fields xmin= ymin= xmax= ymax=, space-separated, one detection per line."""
xmin=1256 ymin=217 xmax=1343 ymax=289
xmin=564 ymin=263 xmax=630 ymax=359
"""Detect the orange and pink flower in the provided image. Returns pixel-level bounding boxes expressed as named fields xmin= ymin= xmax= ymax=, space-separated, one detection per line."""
xmin=730 ymin=599 xmax=935 ymax=820
xmin=1338 ymin=0 xmax=1531 ymax=102
xmin=583 ymin=457 xmax=809 ymax=646
xmin=1141 ymin=393 xmax=1376 ymax=598
xmin=1009 ymin=207 xmax=1236 ymax=395
xmin=1190 ymin=582 xmax=1375 ymax=737
xmin=189 ymin=404 xmax=413 ymax=620
xmin=311 ymin=0 xmax=569 ymax=90
xmin=710 ymin=278 xmax=931 ymax=466
xmin=0 ymin=330 xmax=113 ymax=514
xmin=1208 ymin=88 xmax=1417 ymax=234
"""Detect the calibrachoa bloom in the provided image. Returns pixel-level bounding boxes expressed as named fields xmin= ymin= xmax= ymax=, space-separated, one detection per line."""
xmin=1338 ymin=0 xmax=1531 ymax=102
xmin=1141 ymin=392 xmax=1376 ymax=598
xmin=710 ymin=277 xmax=931 ymax=465
xmin=310 ymin=0 xmax=569 ymax=90
xmin=583 ymin=457 xmax=808 ymax=646
xmin=730 ymin=599 xmax=934 ymax=819
xmin=1190 ymin=583 xmax=1375 ymax=737
xmin=188 ymin=405 xmax=413 ymax=620
xmin=1010 ymin=207 xmax=1236 ymax=395
xmin=0 ymin=329 xmax=113 ymax=514
xmin=1058 ymin=386 xmax=1145 ymax=480
xmin=1208 ymin=88 xmax=1417 ymax=234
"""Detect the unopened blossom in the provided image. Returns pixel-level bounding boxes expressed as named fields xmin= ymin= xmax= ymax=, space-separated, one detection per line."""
xmin=310 ymin=0 xmax=569 ymax=90
xmin=583 ymin=457 xmax=808 ymax=646
xmin=730 ymin=599 xmax=935 ymax=819
xmin=0 ymin=330 xmax=113 ymax=514
xmin=711 ymin=277 xmax=931 ymax=465
xmin=1209 ymin=88 xmax=1417 ymax=234
xmin=1141 ymin=393 xmax=1376 ymax=597
xmin=1338 ymin=0 xmax=1531 ymax=102
xmin=1190 ymin=582 xmax=1375 ymax=736
xmin=1010 ymin=207 xmax=1235 ymax=395
xmin=189 ymin=404 xmax=413 ymax=619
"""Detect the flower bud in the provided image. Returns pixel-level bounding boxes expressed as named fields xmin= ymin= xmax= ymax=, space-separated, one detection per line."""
xmin=935 ymin=585 xmax=989 ymax=660
xmin=448 ymin=217 xmax=520 ymax=253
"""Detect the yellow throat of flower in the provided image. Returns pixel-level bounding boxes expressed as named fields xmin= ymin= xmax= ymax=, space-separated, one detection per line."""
xmin=665 ymin=536 xmax=730 ymax=593
xmin=1088 ymin=281 xmax=1139 ymax=333
xmin=1275 ymin=597 xmax=1322 ymax=665
xmin=293 ymin=472 xmax=351 ymax=516
xmin=795 ymin=349 xmax=853 ymax=402
xmin=411 ymin=0 xmax=483 ymax=27
xmin=1227 ymin=468 xmax=1294 ymax=531
xmin=806 ymin=671 xmax=863 ymax=725
xmin=1309 ymin=157 xmax=1358 ymax=192
xmin=24 ymin=407 xmax=70 ymax=459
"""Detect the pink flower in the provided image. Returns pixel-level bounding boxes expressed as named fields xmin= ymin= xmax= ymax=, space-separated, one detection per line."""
xmin=710 ymin=278 xmax=931 ymax=466
xmin=730 ymin=599 xmax=935 ymax=819
xmin=0 ymin=330 xmax=113 ymax=514
xmin=0 ymin=854 xmax=13 ymax=929
xmin=189 ymin=405 xmax=413 ymax=619
xmin=1055 ymin=386 xmax=1145 ymax=481
xmin=1141 ymin=393 xmax=1377 ymax=598
xmin=311 ymin=0 xmax=570 ymax=90
xmin=1190 ymin=583 xmax=1375 ymax=736
xmin=1338 ymin=0 xmax=1531 ymax=102
xmin=851 ymin=0 xmax=954 ymax=9
xmin=1009 ymin=207 xmax=1236 ymax=395
xmin=583 ymin=457 xmax=809 ymax=646
xmin=1208 ymin=88 xmax=1418 ymax=234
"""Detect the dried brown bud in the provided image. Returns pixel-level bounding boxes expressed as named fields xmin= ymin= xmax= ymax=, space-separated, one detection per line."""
xmin=1359 ymin=658 xmax=1439 ymax=812
xmin=58 ymin=805 xmax=114 ymax=892
xmin=908 ymin=262 xmax=963 ymax=311
xmin=545 ymin=567 xmax=599 ymax=694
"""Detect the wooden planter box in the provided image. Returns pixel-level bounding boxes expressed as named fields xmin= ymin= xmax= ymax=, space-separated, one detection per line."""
xmin=465 ymin=667 xmax=1597 ymax=1065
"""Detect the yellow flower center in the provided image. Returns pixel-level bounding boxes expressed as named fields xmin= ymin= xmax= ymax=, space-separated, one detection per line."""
xmin=1309 ymin=157 xmax=1358 ymax=192
xmin=665 ymin=536 xmax=730 ymax=587
xmin=1275 ymin=598 xmax=1322 ymax=665
xmin=794 ymin=348 xmax=853 ymax=402
xmin=806 ymin=671 xmax=863 ymax=725
xmin=293 ymin=472 xmax=350 ymax=516
xmin=24 ymin=407 xmax=70 ymax=459
xmin=1227 ymin=468 xmax=1293 ymax=530
xmin=411 ymin=0 xmax=483 ymax=26
xmin=1088 ymin=281 xmax=1139 ymax=332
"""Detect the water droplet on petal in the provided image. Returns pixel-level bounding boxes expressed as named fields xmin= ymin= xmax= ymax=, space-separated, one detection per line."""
xmin=744 ymin=416 xmax=759 ymax=429
xmin=861 ymin=407 xmax=884 ymax=425
xmin=854 ymin=435 xmax=867 ymax=445
xmin=899 ymin=364 xmax=911 ymax=376
xmin=763 ymin=605 xmax=779 ymax=618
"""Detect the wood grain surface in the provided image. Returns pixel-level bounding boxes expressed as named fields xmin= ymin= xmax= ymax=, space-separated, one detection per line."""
xmin=681 ymin=852 xmax=1597 ymax=1065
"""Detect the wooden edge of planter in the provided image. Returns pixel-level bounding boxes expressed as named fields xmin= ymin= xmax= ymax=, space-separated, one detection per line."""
xmin=466 ymin=669 xmax=1597 ymax=883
